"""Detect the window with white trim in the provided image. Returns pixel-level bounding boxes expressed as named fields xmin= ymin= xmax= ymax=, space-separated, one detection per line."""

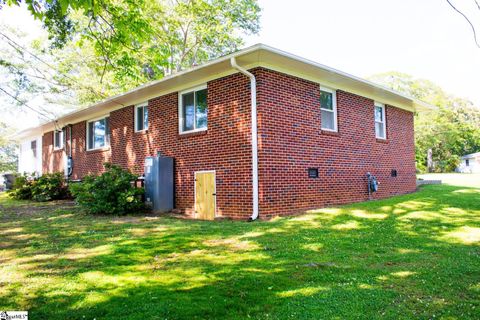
xmin=320 ymin=87 xmax=337 ymax=131
xmin=86 ymin=116 xmax=110 ymax=150
xmin=54 ymin=130 xmax=64 ymax=150
xmin=179 ymin=85 xmax=207 ymax=133
xmin=135 ymin=103 xmax=148 ymax=132
xmin=374 ymin=102 xmax=386 ymax=139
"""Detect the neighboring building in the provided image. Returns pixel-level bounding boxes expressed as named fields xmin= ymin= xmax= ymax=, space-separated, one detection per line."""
xmin=14 ymin=44 xmax=432 ymax=220
xmin=18 ymin=136 xmax=42 ymax=175
xmin=457 ymin=152 xmax=480 ymax=173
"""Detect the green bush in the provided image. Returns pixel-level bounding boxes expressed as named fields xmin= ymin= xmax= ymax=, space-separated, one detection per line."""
xmin=8 ymin=172 xmax=69 ymax=201
xmin=415 ymin=162 xmax=427 ymax=174
xmin=436 ymin=155 xmax=461 ymax=173
xmin=8 ymin=173 xmax=35 ymax=200
xmin=32 ymin=172 xmax=69 ymax=202
xmin=69 ymin=163 xmax=144 ymax=215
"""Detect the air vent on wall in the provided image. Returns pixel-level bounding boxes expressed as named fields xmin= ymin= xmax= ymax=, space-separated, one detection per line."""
xmin=308 ymin=168 xmax=319 ymax=178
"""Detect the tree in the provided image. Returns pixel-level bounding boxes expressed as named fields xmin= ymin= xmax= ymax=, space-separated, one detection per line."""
xmin=0 ymin=8 xmax=127 ymax=123
xmin=2 ymin=0 xmax=261 ymax=89
xmin=369 ymin=72 xmax=480 ymax=172
xmin=0 ymin=0 xmax=261 ymax=129
xmin=0 ymin=122 xmax=18 ymax=172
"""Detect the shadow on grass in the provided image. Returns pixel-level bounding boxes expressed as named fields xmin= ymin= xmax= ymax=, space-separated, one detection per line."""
xmin=0 ymin=185 xmax=479 ymax=319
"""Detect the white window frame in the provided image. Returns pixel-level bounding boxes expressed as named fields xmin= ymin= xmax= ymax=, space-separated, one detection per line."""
xmin=134 ymin=102 xmax=148 ymax=132
xmin=178 ymin=84 xmax=208 ymax=134
xmin=53 ymin=129 xmax=64 ymax=150
xmin=320 ymin=86 xmax=338 ymax=132
xmin=374 ymin=102 xmax=387 ymax=139
xmin=86 ymin=115 xmax=110 ymax=151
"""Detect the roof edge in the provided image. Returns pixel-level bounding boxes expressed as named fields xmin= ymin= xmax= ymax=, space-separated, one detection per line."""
xmin=13 ymin=43 xmax=436 ymax=140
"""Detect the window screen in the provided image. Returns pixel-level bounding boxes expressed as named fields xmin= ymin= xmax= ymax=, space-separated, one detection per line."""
xmin=180 ymin=88 xmax=208 ymax=133
xmin=320 ymin=89 xmax=337 ymax=131
xmin=135 ymin=105 xmax=148 ymax=131
xmin=87 ymin=117 xmax=110 ymax=150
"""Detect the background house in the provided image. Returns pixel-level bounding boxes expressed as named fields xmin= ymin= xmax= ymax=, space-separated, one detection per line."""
xmin=457 ymin=152 xmax=480 ymax=173
xmin=14 ymin=44 xmax=431 ymax=220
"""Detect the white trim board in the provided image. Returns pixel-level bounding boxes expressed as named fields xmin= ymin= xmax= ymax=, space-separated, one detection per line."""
xmin=14 ymin=43 xmax=435 ymax=140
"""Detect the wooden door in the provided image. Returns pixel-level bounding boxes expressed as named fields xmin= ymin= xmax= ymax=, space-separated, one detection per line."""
xmin=195 ymin=171 xmax=216 ymax=220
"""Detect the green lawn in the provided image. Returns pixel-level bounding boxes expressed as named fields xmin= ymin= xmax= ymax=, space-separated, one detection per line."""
xmin=418 ymin=173 xmax=480 ymax=188
xmin=1 ymin=179 xmax=479 ymax=319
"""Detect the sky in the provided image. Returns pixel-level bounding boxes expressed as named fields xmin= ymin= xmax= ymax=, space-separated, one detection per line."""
xmin=0 ymin=5 xmax=46 ymax=130
xmin=0 ymin=0 xmax=479 ymax=131
xmin=245 ymin=0 xmax=480 ymax=105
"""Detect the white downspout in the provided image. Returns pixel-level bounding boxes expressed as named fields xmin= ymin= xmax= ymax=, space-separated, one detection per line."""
xmin=230 ymin=57 xmax=259 ymax=221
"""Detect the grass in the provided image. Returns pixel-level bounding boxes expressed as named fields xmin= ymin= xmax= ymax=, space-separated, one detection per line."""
xmin=418 ymin=173 xmax=480 ymax=188
xmin=1 ymin=177 xmax=479 ymax=319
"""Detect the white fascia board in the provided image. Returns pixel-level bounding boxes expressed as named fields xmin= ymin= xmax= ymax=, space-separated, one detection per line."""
xmin=13 ymin=43 xmax=434 ymax=139
xmin=255 ymin=44 xmax=434 ymax=113
xmin=462 ymin=152 xmax=480 ymax=159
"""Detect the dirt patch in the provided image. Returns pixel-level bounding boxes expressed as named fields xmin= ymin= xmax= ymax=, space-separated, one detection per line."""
xmin=0 ymin=200 xmax=76 ymax=220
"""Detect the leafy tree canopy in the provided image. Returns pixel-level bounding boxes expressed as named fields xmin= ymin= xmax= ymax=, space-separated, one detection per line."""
xmin=0 ymin=122 xmax=18 ymax=172
xmin=369 ymin=72 xmax=480 ymax=172
xmin=2 ymin=0 xmax=261 ymax=90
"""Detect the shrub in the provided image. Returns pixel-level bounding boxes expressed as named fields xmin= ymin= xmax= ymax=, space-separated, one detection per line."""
xmin=8 ymin=173 xmax=35 ymax=200
xmin=69 ymin=163 xmax=144 ymax=215
xmin=8 ymin=172 xmax=69 ymax=201
xmin=415 ymin=162 xmax=427 ymax=174
xmin=440 ymin=155 xmax=461 ymax=173
xmin=31 ymin=172 xmax=69 ymax=202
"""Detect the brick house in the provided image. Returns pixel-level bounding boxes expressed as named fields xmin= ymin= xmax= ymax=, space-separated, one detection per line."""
xmin=15 ymin=44 xmax=431 ymax=220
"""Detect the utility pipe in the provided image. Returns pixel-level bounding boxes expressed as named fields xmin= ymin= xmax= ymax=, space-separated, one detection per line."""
xmin=230 ymin=57 xmax=259 ymax=221
xmin=67 ymin=124 xmax=73 ymax=179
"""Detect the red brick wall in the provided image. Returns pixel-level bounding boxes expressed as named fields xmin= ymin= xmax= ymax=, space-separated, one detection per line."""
xmin=140 ymin=74 xmax=253 ymax=218
xmin=44 ymin=73 xmax=254 ymax=219
xmin=43 ymin=122 xmax=112 ymax=178
xmin=42 ymin=67 xmax=416 ymax=219
xmin=69 ymin=121 xmax=112 ymax=178
xmin=42 ymin=131 xmax=65 ymax=174
xmin=255 ymin=68 xmax=416 ymax=217
xmin=109 ymin=105 xmax=154 ymax=174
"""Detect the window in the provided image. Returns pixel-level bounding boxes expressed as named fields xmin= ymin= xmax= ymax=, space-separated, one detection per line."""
xmin=87 ymin=116 xmax=110 ymax=150
xmin=320 ymin=87 xmax=337 ymax=131
xmin=374 ymin=102 xmax=386 ymax=139
xmin=466 ymin=159 xmax=470 ymax=167
xmin=54 ymin=130 xmax=64 ymax=150
xmin=179 ymin=85 xmax=208 ymax=133
xmin=135 ymin=103 xmax=148 ymax=132
xmin=31 ymin=140 xmax=37 ymax=158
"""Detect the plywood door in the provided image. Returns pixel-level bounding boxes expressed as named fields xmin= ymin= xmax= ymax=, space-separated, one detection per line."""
xmin=195 ymin=172 xmax=216 ymax=220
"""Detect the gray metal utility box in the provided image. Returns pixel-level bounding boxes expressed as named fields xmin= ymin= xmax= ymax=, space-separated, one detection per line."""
xmin=144 ymin=156 xmax=174 ymax=213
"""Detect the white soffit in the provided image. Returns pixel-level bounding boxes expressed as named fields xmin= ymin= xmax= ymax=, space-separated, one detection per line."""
xmin=14 ymin=43 xmax=433 ymax=140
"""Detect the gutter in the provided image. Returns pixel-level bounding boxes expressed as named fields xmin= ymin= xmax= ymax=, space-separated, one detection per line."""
xmin=67 ymin=124 xmax=73 ymax=178
xmin=13 ymin=43 xmax=435 ymax=141
xmin=230 ymin=57 xmax=259 ymax=221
